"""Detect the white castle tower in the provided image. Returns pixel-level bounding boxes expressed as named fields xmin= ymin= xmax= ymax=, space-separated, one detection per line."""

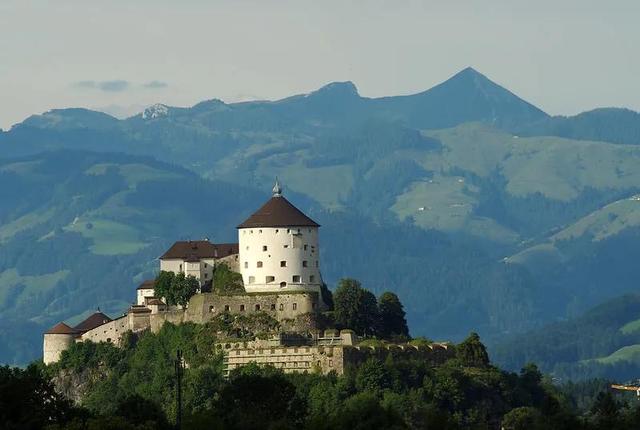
xmin=238 ymin=180 xmax=322 ymax=293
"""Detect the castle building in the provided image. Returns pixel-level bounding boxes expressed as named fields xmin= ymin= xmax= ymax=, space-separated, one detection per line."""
xmin=159 ymin=241 xmax=239 ymax=287
xmin=238 ymin=180 xmax=322 ymax=293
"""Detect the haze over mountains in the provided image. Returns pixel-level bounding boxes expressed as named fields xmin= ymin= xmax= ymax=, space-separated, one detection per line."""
xmin=2 ymin=67 xmax=640 ymax=376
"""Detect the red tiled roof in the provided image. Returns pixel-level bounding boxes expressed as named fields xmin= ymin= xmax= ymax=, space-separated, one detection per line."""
xmin=237 ymin=196 xmax=320 ymax=228
xmin=45 ymin=322 xmax=79 ymax=335
xmin=160 ymin=240 xmax=239 ymax=260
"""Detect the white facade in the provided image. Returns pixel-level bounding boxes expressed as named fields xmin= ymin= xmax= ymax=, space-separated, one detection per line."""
xmin=239 ymin=226 xmax=321 ymax=293
xmin=159 ymin=257 xmax=215 ymax=285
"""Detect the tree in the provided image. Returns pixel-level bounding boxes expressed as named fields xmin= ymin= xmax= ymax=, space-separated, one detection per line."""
xmin=333 ymin=279 xmax=379 ymax=336
xmin=355 ymin=358 xmax=391 ymax=393
xmin=502 ymin=407 xmax=546 ymax=430
xmin=0 ymin=364 xmax=77 ymax=429
xmin=154 ymin=271 xmax=175 ymax=304
xmin=172 ymin=273 xmax=199 ymax=308
xmin=456 ymin=332 xmax=490 ymax=367
xmin=320 ymin=283 xmax=334 ymax=310
xmin=378 ymin=292 xmax=409 ymax=340
xmin=212 ymin=263 xmax=244 ymax=295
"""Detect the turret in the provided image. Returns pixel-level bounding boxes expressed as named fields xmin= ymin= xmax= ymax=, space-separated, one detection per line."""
xmin=43 ymin=322 xmax=79 ymax=364
xmin=238 ymin=180 xmax=322 ymax=293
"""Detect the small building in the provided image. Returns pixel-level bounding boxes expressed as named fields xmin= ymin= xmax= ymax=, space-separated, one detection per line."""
xmin=159 ymin=240 xmax=239 ymax=286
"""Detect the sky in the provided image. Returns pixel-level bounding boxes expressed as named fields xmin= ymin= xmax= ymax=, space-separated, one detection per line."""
xmin=1 ymin=0 xmax=639 ymax=130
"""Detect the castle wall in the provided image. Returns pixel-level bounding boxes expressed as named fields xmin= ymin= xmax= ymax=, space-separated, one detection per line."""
xmin=187 ymin=291 xmax=320 ymax=322
xmin=79 ymin=316 xmax=129 ymax=344
xmin=223 ymin=343 xmax=453 ymax=376
xmin=224 ymin=344 xmax=344 ymax=375
xmin=239 ymin=227 xmax=321 ymax=293
xmin=43 ymin=333 xmax=77 ymax=365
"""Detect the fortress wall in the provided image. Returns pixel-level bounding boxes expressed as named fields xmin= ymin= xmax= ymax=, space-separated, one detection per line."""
xmin=224 ymin=343 xmax=453 ymax=376
xmin=224 ymin=344 xmax=344 ymax=375
xmin=44 ymin=333 xmax=77 ymax=365
xmin=149 ymin=310 xmax=186 ymax=333
xmin=187 ymin=291 xmax=319 ymax=323
xmin=80 ymin=316 xmax=129 ymax=344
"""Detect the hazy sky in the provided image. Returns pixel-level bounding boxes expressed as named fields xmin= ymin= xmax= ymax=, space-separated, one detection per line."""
xmin=1 ymin=0 xmax=639 ymax=130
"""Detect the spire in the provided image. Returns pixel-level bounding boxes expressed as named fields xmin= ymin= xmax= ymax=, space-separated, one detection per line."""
xmin=272 ymin=178 xmax=282 ymax=197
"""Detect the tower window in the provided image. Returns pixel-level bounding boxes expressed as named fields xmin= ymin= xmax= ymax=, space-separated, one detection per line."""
xmin=287 ymin=229 xmax=290 ymax=233
xmin=259 ymin=229 xmax=262 ymax=234
xmin=304 ymin=245 xmax=308 ymax=250
xmin=292 ymin=275 xmax=301 ymax=283
xmin=266 ymin=276 xmax=275 ymax=283
xmin=270 ymin=304 xmax=276 ymax=311
xmin=263 ymin=245 xmax=268 ymax=251
xmin=257 ymin=261 xmax=263 ymax=268
xmin=248 ymin=276 xmax=255 ymax=284
xmin=302 ymin=260 xmax=308 ymax=267
xmin=255 ymin=304 xmax=261 ymax=311
xmin=240 ymin=305 xmax=245 ymax=312
xmin=316 ymin=261 xmax=319 ymax=267
xmin=279 ymin=303 xmax=284 ymax=311
xmin=275 ymin=229 xmax=279 ymax=233
xmin=310 ymin=275 xmax=315 ymax=282
xmin=244 ymin=262 xmax=248 ymax=268
xmin=280 ymin=281 xmax=287 ymax=288
xmin=292 ymin=303 xmax=297 ymax=310
xmin=280 ymin=260 xmax=287 ymax=267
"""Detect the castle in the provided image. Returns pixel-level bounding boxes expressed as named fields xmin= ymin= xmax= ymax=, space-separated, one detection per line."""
xmin=44 ymin=181 xmax=451 ymax=373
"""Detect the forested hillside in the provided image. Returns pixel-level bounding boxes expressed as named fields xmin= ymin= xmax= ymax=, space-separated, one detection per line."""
xmin=2 ymin=68 xmax=640 ymax=375
xmin=493 ymin=294 xmax=640 ymax=382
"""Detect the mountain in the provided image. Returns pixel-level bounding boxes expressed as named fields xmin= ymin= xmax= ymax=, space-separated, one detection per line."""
xmin=371 ymin=67 xmax=548 ymax=129
xmin=493 ymin=293 xmax=640 ymax=382
xmin=516 ymin=107 xmax=640 ymax=146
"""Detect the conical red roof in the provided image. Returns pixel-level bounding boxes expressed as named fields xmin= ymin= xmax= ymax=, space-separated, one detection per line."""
xmin=237 ymin=196 xmax=319 ymax=228
xmin=45 ymin=322 xmax=79 ymax=335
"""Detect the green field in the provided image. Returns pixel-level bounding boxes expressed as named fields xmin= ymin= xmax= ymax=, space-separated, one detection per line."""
xmin=0 ymin=268 xmax=69 ymax=310
xmin=64 ymin=218 xmax=148 ymax=255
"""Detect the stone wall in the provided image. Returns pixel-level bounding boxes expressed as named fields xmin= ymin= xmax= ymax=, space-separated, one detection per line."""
xmin=187 ymin=291 xmax=320 ymax=322
xmin=79 ymin=316 xmax=129 ymax=344
xmin=43 ymin=333 xmax=77 ymax=365
xmin=223 ymin=342 xmax=453 ymax=376
xmin=224 ymin=344 xmax=345 ymax=375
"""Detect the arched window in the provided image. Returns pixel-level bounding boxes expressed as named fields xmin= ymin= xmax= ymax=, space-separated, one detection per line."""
xmin=279 ymin=303 xmax=284 ymax=311
xmin=280 ymin=281 xmax=287 ymax=288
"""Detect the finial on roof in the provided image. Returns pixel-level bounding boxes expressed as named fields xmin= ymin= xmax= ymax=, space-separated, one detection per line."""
xmin=272 ymin=178 xmax=282 ymax=197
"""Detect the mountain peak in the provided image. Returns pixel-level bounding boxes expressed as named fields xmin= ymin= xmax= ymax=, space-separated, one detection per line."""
xmin=309 ymin=81 xmax=359 ymax=98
